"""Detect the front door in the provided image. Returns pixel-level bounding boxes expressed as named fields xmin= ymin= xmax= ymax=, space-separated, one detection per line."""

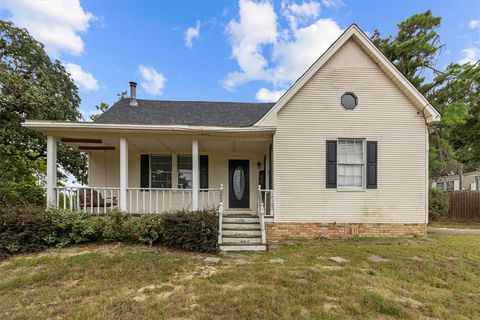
xmin=228 ymin=160 xmax=250 ymax=208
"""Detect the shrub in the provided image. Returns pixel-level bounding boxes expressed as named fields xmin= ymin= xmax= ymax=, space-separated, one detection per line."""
xmin=0 ymin=207 xmax=219 ymax=258
xmin=429 ymin=188 xmax=450 ymax=221
xmin=43 ymin=210 xmax=99 ymax=247
xmin=0 ymin=206 xmax=54 ymax=258
xmin=0 ymin=181 xmax=45 ymax=208
xmin=161 ymin=209 xmax=218 ymax=252
xmin=133 ymin=214 xmax=164 ymax=245
xmin=101 ymin=210 xmax=135 ymax=242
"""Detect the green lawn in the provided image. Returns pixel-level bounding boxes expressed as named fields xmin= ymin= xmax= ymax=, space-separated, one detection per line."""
xmin=1 ymin=235 xmax=480 ymax=319
xmin=429 ymin=221 xmax=480 ymax=229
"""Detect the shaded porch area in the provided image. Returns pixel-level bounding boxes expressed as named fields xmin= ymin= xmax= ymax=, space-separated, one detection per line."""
xmin=44 ymin=127 xmax=275 ymax=216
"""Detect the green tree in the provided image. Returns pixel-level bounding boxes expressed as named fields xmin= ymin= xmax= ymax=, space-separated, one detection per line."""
xmin=90 ymin=102 xmax=110 ymax=121
xmin=432 ymin=63 xmax=480 ymax=171
xmin=0 ymin=20 xmax=87 ymax=184
xmin=371 ymin=10 xmax=443 ymax=93
xmin=371 ymin=11 xmax=479 ymax=178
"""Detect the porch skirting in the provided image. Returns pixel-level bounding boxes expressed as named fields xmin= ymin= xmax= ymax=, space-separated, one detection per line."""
xmin=265 ymin=222 xmax=427 ymax=242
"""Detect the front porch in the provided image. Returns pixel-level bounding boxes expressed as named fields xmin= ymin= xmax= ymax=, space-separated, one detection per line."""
xmin=45 ymin=128 xmax=275 ymax=217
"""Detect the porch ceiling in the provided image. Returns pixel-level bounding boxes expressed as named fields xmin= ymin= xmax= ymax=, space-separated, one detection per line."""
xmin=22 ymin=120 xmax=274 ymax=153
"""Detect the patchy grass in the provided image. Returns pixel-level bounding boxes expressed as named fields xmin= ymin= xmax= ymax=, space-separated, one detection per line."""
xmin=429 ymin=221 xmax=480 ymax=229
xmin=1 ymin=235 xmax=480 ymax=319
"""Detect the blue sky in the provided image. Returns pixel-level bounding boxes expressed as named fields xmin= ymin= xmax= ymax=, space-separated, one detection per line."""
xmin=1 ymin=0 xmax=479 ymax=119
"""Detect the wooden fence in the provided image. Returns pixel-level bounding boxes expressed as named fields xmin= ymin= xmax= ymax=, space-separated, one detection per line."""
xmin=448 ymin=191 xmax=480 ymax=221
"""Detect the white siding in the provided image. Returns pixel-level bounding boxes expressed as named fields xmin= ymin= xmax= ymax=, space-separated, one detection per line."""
xmin=274 ymin=39 xmax=428 ymax=223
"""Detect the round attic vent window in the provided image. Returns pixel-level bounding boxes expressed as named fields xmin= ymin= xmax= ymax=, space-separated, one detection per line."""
xmin=341 ymin=92 xmax=358 ymax=110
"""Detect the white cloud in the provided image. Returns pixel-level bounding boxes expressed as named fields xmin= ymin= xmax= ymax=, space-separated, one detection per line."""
xmin=282 ymin=1 xmax=321 ymax=30
xmin=224 ymin=0 xmax=278 ymax=89
xmin=272 ymin=18 xmax=342 ymax=85
xmin=64 ymin=62 xmax=99 ymax=91
xmin=469 ymin=19 xmax=480 ymax=29
xmin=139 ymin=65 xmax=166 ymax=96
xmin=0 ymin=0 xmax=95 ymax=56
xmin=185 ymin=21 xmax=201 ymax=48
xmin=459 ymin=48 xmax=480 ymax=65
xmin=321 ymin=0 xmax=343 ymax=8
xmin=256 ymin=88 xmax=286 ymax=102
xmin=224 ymin=0 xmax=343 ymax=92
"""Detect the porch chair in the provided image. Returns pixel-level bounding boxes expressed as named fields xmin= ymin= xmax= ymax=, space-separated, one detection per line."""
xmin=78 ymin=188 xmax=117 ymax=210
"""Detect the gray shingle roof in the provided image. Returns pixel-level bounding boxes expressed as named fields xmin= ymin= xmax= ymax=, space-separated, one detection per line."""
xmin=94 ymin=99 xmax=275 ymax=127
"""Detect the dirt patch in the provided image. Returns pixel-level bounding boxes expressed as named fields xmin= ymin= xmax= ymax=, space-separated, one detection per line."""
xmin=157 ymin=291 xmax=173 ymax=300
xmin=394 ymin=296 xmax=424 ymax=308
xmin=319 ymin=265 xmax=344 ymax=271
xmin=11 ymin=265 xmax=45 ymax=274
xmin=138 ymin=284 xmax=156 ymax=293
xmin=63 ymin=279 xmax=80 ymax=288
xmin=133 ymin=294 xmax=147 ymax=303
xmin=176 ymin=265 xmax=219 ymax=281
xmin=323 ymin=303 xmax=340 ymax=311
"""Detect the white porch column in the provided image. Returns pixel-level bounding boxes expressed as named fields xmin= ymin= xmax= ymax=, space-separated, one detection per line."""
xmin=46 ymin=136 xmax=57 ymax=208
xmin=120 ymin=138 xmax=128 ymax=211
xmin=192 ymin=139 xmax=199 ymax=211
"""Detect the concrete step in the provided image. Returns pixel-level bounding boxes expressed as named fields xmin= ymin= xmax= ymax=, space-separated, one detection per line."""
xmin=224 ymin=210 xmax=255 ymax=216
xmin=220 ymin=244 xmax=266 ymax=252
xmin=222 ymin=229 xmax=261 ymax=237
xmin=223 ymin=217 xmax=259 ymax=224
xmin=222 ymin=223 xmax=261 ymax=230
xmin=222 ymin=236 xmax=262 ymax=244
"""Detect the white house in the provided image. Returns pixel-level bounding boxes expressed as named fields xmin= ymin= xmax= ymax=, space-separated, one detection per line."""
xmin=23 ymin=25 xmax=440 ymax=251
xmin=432 ymin=171 xmax=480 ymax=191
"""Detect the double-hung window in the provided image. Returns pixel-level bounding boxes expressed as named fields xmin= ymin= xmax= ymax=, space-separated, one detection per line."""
xmin=436 ymin=182 xmax=445 ymax=190
xmin=446 ymin=181 xmax=454 ymax=191
xmin=141 ymin=154 xmax=208 ymax=189
xmin=150 ymin=155 xmax=172 ymax=188
xmin=177 ymin=155 xmax=192 ymax=189
xmin=337 ymin=139 xmax=364 ymax=188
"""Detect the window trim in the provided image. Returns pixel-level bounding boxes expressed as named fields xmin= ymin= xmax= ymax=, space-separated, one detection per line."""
xmin=336 ymin=138 xmax=366 ymax=192
xmin=341 ymin=92 xmax=358 ymax=110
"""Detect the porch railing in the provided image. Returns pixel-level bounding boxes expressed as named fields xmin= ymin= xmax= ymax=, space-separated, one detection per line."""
xmin=52 ymin=186 xmax=223 ymax=214
xmin=258 ymin=188 xmax=275 ymax=217
xmin=53 ymin=187 xmax=120 ymax=213
xmin=257 ymin=186 xmax=274 ymax=245
xmin=126 ymin=187 xmax=223 ymax=213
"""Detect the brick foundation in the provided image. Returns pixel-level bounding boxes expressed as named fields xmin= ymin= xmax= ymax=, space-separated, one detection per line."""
xmin=265 ymin=222 xmax=426 ymax=243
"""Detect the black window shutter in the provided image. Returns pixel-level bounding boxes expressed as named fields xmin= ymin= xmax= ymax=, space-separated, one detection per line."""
xmin=140 ymin=154 xmax=150 ymax=188
xmin=326 ymin=140 xmax=337 ymax=188
xmin=200 ymin=155 xmax=208 ymax=189
xmin=366 ymin=141 xmax=378 ymax=189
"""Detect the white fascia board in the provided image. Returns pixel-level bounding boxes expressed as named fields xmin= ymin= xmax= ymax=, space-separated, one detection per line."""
xmin=21 ymin=120 xmax=276 ymax=135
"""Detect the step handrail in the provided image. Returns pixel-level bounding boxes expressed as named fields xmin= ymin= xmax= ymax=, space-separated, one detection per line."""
xmin=257 ymin=185 xmax=266 ymax=244
xmin=218 ymin=184 xmax=224 ymax=245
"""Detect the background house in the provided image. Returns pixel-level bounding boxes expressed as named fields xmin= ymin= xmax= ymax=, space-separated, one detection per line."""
xmin=432 ymin=171 xmax=480 ymax=191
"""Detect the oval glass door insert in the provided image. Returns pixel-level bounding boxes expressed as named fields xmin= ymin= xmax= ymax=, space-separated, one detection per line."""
xmin=232 ymin=166 xmax=246 ymax=200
